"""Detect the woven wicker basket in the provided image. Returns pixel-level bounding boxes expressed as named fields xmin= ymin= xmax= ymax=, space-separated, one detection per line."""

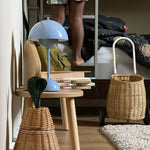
xmin=107 ymin=37 xmax=146 ymax=121
xmin=14 ymin=107 xmax=60 ymax=150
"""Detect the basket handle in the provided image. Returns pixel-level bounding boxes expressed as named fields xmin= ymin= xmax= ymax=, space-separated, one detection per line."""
xmin=112 ymin=37 xmax=137 ymax=74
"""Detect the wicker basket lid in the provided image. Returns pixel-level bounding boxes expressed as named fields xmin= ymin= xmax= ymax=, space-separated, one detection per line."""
xmin=20 ymin=107 xmax=55 ymax=130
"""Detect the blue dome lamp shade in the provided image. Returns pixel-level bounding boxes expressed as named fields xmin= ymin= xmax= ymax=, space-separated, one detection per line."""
xmin=28 ymin=20 xmax=68 ymax=91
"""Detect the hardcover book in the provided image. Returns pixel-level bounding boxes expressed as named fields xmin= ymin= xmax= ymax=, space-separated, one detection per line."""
xmin=40 ymin=71 xmax=86 ymax=79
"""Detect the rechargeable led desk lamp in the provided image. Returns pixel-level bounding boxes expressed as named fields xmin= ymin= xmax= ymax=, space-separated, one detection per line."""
xmin=28 ymin=19 xmax=68 ymax=91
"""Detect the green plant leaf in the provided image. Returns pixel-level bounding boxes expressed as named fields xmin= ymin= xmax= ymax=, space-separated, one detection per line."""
xmin=27 ymin=77 xmax=47 ymax=108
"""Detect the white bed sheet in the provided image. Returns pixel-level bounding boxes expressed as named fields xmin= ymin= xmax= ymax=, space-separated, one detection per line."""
xmin=58 ymin=44 xmax=150 ymax=79
xmin=87 ymin=47 xmax=150 ymax=79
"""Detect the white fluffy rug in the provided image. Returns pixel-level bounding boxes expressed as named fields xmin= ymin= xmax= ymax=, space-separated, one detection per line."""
xmin=101 ymin=125 xmax=150 ymax=150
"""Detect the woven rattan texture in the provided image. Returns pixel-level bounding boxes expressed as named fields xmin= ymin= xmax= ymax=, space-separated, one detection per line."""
xmin=14 ymin=107 xmax=60 ymax=150
xmin=107 ymin=74 xmax=146 ymax=120
xmin=20 ymin=107 xmax=55 ymax=130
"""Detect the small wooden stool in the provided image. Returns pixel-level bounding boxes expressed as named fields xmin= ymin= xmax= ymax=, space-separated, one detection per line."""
xmin=15 ymin=88 xmax=83 ymax=150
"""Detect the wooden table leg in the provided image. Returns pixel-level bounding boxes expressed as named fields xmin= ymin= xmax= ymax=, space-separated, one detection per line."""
xmin=66 ymin=97 xmax=80 ymax=150
xmin=60 ymin=97 xmax=69 ymax=130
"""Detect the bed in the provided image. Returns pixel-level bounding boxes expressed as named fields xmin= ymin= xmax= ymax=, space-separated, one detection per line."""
xmin=58 ymin=43 xmax=150 ymax=80
xmin=86 ymin=46 xmax=150 ymax=79
xmin=62 ymin=13 xmax=150 ymax=80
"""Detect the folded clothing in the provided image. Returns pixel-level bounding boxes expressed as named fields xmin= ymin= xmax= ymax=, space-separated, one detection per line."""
xmin=34 ymin=41 xmax=71 ymax=71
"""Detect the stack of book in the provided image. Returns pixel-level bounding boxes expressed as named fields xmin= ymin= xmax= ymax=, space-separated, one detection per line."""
xmin=40 ymin=71 xmax=95 ymax=90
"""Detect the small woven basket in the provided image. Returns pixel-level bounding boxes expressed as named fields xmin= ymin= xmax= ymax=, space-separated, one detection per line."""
xmin=107 ymin=37 xmax=146 ymax=121
xmin=14 ymin=107 xmax=60 ymax=150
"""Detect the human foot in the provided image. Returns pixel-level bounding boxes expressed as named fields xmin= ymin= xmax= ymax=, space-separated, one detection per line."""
xmin=73 ymin=58 xmax=84 ymax=66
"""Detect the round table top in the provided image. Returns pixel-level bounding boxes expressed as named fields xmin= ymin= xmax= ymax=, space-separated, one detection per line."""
xmin=15 ymin=88 xmax=83 ymax=98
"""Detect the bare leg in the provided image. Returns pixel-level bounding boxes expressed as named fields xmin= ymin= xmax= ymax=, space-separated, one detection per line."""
xmin=69 ymin=1 xmax=85 ymax=66
xmin=50 ymin=4 xmax=66 ymax=25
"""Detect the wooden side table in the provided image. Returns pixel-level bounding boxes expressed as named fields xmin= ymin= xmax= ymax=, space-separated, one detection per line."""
xmin=15 ymin=88 xmax=83 ymax=150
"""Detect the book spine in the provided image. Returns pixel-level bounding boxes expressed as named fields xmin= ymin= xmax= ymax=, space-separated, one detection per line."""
xmin=76 ymin=82 xmax=95 ymax=86
xmin=60 ymin=86 xmax=91 ymax=90
xmin=60 ymin=86 xmax=73 ymax=89
xmin=58 ymin=83 xmax=76 ymax=87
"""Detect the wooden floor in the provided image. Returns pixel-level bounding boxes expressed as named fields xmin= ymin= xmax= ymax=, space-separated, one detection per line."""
xmin=51 ymin=107 xmax=144 ymax=150
xmin=51 ymin=107 xmax=117 ymax=150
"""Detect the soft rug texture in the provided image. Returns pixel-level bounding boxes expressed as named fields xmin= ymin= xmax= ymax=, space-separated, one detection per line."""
xmin=101 ymin=125 xmax=150 ymax=150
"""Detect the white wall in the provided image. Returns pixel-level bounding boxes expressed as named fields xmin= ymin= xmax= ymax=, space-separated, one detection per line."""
xmin=99 ymin=0 xmax=150 ymax=34
xmin=0 ymin=0 xmax=25 ymax=149
xmin=84 ymin=0 xmax=150 ymax=34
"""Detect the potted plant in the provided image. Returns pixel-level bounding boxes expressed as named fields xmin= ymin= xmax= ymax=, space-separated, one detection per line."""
xmin=14 ymin=77 xmax=60 ymax=150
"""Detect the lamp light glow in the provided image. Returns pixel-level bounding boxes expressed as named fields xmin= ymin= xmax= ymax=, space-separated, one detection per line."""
xmin=28 ymin=19 xmax=68 ymax=91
